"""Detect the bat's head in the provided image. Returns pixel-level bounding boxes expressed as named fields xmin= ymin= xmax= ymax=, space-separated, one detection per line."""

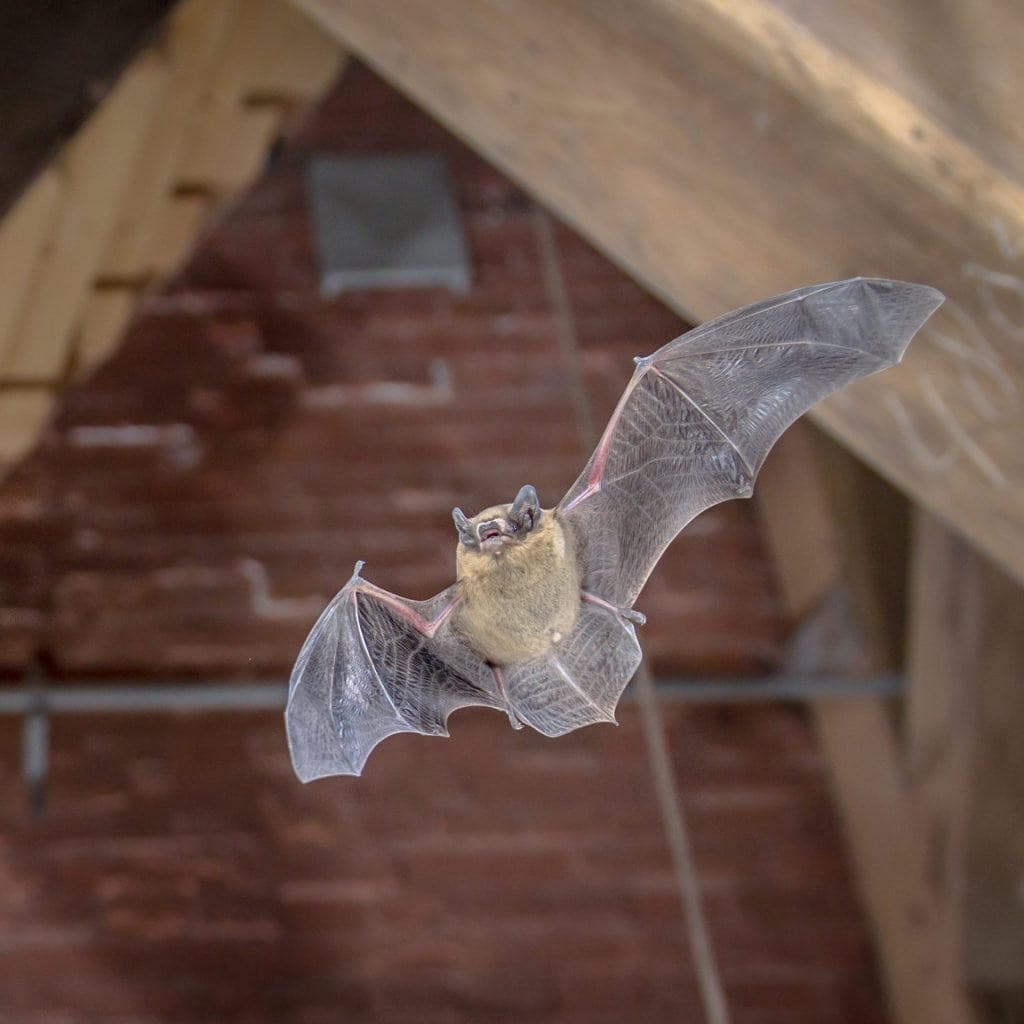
xmin=452 ymin=484 xmax=542 ymax=555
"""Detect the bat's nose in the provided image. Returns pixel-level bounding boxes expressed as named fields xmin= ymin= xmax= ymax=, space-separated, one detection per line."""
xmin=476 ymin=518 xmax=508 ymax=542
xmin=476 ymin=518 xmax=514 ymax=551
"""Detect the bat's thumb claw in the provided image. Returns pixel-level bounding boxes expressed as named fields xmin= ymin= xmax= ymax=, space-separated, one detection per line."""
xmin=623 ymin=608 xmax=646 ymax=626
xmin=349 ymin=560 xmax=366 ymax=584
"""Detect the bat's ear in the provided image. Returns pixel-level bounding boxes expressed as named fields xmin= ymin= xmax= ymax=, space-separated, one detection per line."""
xmin=511 ymin=484 xmax=541 ymax=532
xmin=452 ymin=507 xmax=476 ymax=545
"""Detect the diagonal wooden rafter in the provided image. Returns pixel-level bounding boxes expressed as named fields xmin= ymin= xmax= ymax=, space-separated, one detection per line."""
xmin=289 ymin=0 xmax=1024 ymax=588
xmin=0 ymin=0 xmax=345 ymax=476
xmin=757 ymin=423 xmax=981 ymax=1024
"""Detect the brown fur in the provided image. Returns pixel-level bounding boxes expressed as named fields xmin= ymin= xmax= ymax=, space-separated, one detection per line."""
xmin=454 ymin=507 xmax=579 ymax=664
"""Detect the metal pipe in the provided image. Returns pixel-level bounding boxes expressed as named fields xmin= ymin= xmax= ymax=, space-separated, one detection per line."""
xmin=656 ymin=673 xmax=902 ymax=702
xmin=0 ymin=682 xmax=288 ymax=714
xmin=0 ymin=673 xmax=900 ymax=715
xmin=1 ymin=673 xmax=900 ymax=814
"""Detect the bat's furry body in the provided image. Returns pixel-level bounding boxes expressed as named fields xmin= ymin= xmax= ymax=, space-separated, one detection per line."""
xmin=454 ymin=507 xmax=578 ymax=665
xmin=285 ymin=278 xmax=943 ymax=781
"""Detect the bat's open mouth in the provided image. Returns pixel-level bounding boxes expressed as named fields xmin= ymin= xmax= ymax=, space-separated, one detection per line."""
xmin=477 ymin=519 xmax=513 ymax=551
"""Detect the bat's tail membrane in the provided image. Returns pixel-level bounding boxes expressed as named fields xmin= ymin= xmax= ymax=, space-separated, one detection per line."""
xmin=502 ymin=602 xmax=643 ymax=736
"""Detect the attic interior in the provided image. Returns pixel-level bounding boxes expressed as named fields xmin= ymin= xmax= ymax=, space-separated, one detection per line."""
xmin=0 ymin=2 xmax=1022 ymax=1022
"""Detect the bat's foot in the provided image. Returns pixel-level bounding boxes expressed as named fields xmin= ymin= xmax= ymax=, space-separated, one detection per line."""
xmin=488 ymin=662 xmax=523 ymax=730
xmin=581 ymin=590 xmax=646 ymax=627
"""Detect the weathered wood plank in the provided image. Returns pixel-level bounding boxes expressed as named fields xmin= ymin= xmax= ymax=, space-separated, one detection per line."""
xmin=75 ymin=289 xmax=139 ymax=377
xmin=148 ymin=194 xmax=211 ymax=278
xmin=100 ymin=0 xmax=243 ymax=281
xmin=754 ymin=423 xmax=839 ymax=621
xmin=1 ymin=51 xmax=168 ymax=384
xmin=291 ymin=0 xmax=1024 ymax=584
xmin=766 ymin=0 xmax=1024 ymax=186
xmin=906 ymin=510 xmax=1024 ymax=990
xmin=758 ymin=424 xmax=978 ymax=1024
xmin=904 ymin=511 xmax=976 ymax=998
xmin=180 ymin=0 xmax=344 ymax=194
xmin=0 ymin=169 xmax=63 ymax=366
xmin=664 ymin=0 xmax=1022 ymax=233
xmin=814 ymin=698 xmax=977 ymax=1024
xmin=0 ymin=0 xmax=347 ymax=474
xmin=0 ymin=0 xmax=174 ymax=216
xmin=960 ymin=552 xmax=1024 ymax=988
xmin=0 ymin=391 xmax=55 ymax=470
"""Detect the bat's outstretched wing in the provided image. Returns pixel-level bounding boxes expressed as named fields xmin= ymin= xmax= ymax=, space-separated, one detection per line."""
xmin=503 ymin=599 xmax=642 ymax=736
xmin=557 ymin=277 xmax=943 ymax=608
xmin=285 ymin=563 xmax=500 ymax=781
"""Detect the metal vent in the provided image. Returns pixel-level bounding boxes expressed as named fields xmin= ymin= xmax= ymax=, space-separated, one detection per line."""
xmin=306 ymin=152 xmax=471 ymax=295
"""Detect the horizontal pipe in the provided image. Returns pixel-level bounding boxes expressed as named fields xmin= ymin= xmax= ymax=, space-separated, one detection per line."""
xmin=656 ymin=674 xmax=902 ymax=702
xmin=0 ymin=683 xmax=289 ymax=714
xmin=0 ymin=673 xmax=901 ymax=715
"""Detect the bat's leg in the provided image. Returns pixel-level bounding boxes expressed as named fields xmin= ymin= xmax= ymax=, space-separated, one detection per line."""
xmin=581 ymin=590 xmax=647 ymax=626
xmin=488 ymin=662 xmax=523 ymax=730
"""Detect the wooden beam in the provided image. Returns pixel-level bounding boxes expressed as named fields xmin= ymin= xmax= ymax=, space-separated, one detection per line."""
xmin=99 ymin=0 xmax=244 ymax=282
xmin=75 ymin=290 xmax=139 ymax=376
xmin=758 ymin=423 xmax=978 ymax=1024
xmin=814 ymin=699 xmax=977 ymax=1024
xmin=290 ymin=0 xmax=1024 ymax=585
xmin=906 ymin=509 xmax=1024 ymax=994
xmin=0 ymin=170 xmax=63 ymax=368
xmin=0 ymin=0 xmax=175 ymax=217
xmin=960 ymin=555 xmax=1024 ymax=989
xmin=0 ymin=390 xmax=55 ymax=472
xmin=180 ymin=0 xmax=344 ymax=194
xmin=0 ymin=0 xmax=345 ymax=477
xmin=104 ymin=0 xmax=344 ymax=280
xmin=0 ymin=51 xmax=169 ymax=384
xmin=904 ymin=511 xmax=976 ymax=986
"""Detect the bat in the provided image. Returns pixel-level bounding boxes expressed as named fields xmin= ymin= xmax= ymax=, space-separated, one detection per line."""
xmin=285 ymin=277 xmax=943 ymax=781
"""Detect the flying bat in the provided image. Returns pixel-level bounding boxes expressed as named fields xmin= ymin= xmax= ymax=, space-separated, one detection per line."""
xmin=286 ymin=277 xmax=943 ymax=780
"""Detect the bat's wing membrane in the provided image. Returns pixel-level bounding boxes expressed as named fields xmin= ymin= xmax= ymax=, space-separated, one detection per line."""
xmin=504 ymin=601 xmax=642 ymax=735
xmin=285 ymin=565 xmax=500 ymax=780
xmin=557 ymin=278 xmax=943 ymax=608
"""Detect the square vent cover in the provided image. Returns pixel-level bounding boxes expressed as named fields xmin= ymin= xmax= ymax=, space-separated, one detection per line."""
xmin=306 ymin=152 xmax=471 ymax=295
